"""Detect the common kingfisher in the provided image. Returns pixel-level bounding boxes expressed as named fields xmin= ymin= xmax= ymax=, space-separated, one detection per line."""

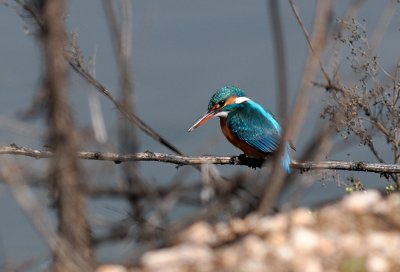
xmin=188 ymin=86 xmax=291 ymax=173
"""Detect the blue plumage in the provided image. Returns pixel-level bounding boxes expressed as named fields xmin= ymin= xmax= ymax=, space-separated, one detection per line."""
xmin=188 ymin=86 xmax=291 ymax=173
xmin=227 ymin=100 xmax=281 ymax=153
xmin=226 ymin=100 xmax=291 ymax=173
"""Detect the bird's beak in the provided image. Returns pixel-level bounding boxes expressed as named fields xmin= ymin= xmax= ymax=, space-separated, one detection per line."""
xmin=188 ymin=110 xmax=215 ymax=132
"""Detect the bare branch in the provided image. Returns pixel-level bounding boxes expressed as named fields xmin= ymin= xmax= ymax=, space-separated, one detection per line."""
xmin=0 ymin=158 xmax=93 ymax=272
xmin=39 ymin=0 xmax=93 ymax=270
xmin=259 ymin=0 xmax=333 ymax=214
xmin=268 ymin=0 xmax=288 ymax=121
xmin=0 ymin=159 xmax=59 ymax=253
xmin=288 ymin=0 xmax=331 ymax=83
xmin=12 ymin=0 xmax=185 ymax=157
xmin=1 ymin=145 xmax=400 ymax=174
xmin=69 ymin=60 xmax=185 ymax=156
xmin=102 ymin=0 xmax=143 ymax=220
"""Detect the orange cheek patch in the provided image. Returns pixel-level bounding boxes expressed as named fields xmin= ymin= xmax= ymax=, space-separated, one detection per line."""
xmin=211 ymin=96 xmax=237 ymax=110
xmin=225 ymin=96 xmax=237 ymax=106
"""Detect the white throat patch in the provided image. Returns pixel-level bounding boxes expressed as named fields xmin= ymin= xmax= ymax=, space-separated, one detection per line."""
xmin=235 ymin=97 xmax=250 ymax=104
xmin=214 ymin=111 xmax=228 ymax=117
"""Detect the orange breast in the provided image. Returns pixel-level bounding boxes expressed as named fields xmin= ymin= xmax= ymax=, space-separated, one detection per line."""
xmin=220 ymin=118 xmax=266 ymax=158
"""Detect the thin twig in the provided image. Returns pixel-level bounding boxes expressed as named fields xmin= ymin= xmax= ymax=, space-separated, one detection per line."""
xmin=288 ymin=0 xmax=331 ymax=83
xmin=0 ymin=158 xmax=93 ymax=272
xmin=12 ymin=0 xmax=185 ymax=157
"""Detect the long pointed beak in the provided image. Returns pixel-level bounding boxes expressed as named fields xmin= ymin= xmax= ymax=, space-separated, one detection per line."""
xmin=188 ymin=110 xmax=215 ymax=132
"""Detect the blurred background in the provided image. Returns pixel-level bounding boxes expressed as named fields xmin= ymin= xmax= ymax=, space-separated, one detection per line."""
xmin=0 ymin=0 xmax=399 ymax=270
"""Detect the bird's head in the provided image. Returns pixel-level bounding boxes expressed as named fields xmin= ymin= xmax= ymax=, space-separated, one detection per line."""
xmin=188 ymin=86 xmax=249 ymax=132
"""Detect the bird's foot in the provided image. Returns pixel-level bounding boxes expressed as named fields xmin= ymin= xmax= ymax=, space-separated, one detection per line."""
xmin=237 ymin=154 xmax=264 ymax=169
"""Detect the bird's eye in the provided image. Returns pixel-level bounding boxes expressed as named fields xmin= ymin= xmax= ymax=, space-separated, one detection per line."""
xmin=218 ymin=100 xmax=225 ymax=107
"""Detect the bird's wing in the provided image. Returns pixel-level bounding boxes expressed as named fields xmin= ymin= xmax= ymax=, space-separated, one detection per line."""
xmin=227 ymin=101 xmax=282 ymax=153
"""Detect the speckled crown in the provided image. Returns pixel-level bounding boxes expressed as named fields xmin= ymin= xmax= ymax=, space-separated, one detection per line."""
xmin=208 ymin=86 xmax=247 ymax=110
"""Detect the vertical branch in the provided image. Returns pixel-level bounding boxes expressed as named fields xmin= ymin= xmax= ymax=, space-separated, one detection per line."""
xmin=88 ymin=47 xmax=108 ymax=143
xmin=40 ymin=0 xmax=93 ymax=270
xmin=268 ymin=0 xmax=288 ymax=121
xmin=102 ymin=0 xmax=139 ymax=159
xmin=325 ymin=0 xmax=366 ymax=80
xmin=1 ymin=159 xmax=92 ymax=271
xmin=102 ymin=0 xmax=144 ymax=217
xmin=2 ymin=159 xmax=59 ymax=253
xmin=288 ymin=0 xmax=331 ymax=83
xmin=394 ymin=61 xmax=400 ymax=185
xmin=258 ymin=0 xmax=332 ymax=214
xmin=369 ymin=0 xmax=397 ymax=54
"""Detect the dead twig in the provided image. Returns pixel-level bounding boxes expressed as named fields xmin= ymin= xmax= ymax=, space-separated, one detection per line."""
xmin=39 ymin=0 xmax=93 ymax=270
xmin=12 ymin=0 xmax=185 ymax=157
xmin=0 ymin=158 xmax=93 ymax=272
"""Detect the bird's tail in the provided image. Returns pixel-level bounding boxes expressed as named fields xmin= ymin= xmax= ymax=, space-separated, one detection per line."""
xmin=282 ymin=145 xmax=291 ymax=174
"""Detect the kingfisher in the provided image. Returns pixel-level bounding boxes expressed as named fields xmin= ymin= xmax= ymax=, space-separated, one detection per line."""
xmin=188 ymin=86 xmax=291 ymax=173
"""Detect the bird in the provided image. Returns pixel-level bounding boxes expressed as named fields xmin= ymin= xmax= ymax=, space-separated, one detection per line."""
xmin=188 ymin=86 xmax=291 ymax=173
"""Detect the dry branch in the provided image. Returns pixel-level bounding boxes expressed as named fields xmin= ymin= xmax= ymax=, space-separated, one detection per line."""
xmin=269 ymin=0 xmax=288 ymax=121
xmin=0 ymin=158 xmax=93 ymax=272
xmin=39 ymin=0 xmax=93 ymax=270
xmin=259 ymin=0 xmax=333 ymax=214
xmin=2 ymin=145 xmax=400 ymax=174
xmin=102 ymin=0 xmax=143 ymax=221
xmin=12 ymin=0 xmax=184 ymax=156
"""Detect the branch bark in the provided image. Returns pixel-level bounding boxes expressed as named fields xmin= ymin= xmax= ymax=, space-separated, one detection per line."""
xmin=2 ymin=145 xmax=400 ymax=174
xmin=268 ymin=0 xmax=288 ymax=121
xmin=102 ymin=0 xmax=144 ymax=221
xmin=258 ymin=0 xmax=333 ymax=214
xmin=39 ymin=1 xmax=93 ymax=270
xmin=13 ymin=0 xmax=185 ymax=157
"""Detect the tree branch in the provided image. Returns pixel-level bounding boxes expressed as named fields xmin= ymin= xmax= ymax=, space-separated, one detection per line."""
xmin=12 ymin=0 xmax=185 ymax=157
xmin=268 ymin=0 xmax=288 ymax=121
xmin=2 ymin=144 xmax=400 ymax=174
xmin=259 ymin=0 xmax=333 ymax=214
